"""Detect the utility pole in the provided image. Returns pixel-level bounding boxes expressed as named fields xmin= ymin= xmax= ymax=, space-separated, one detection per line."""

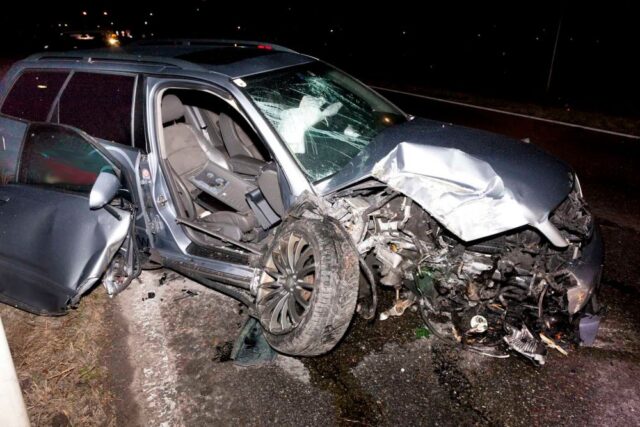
xmin=546 ymin=13 xmax=564 ymax=93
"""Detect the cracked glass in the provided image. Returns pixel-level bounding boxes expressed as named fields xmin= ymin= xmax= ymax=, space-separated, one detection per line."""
xmin=245 ymin=63 xmax=406 ymax=182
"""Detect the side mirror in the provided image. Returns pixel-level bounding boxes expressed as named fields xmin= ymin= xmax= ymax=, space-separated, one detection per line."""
xmin=89 ymin=171 xmax=121 ymax=210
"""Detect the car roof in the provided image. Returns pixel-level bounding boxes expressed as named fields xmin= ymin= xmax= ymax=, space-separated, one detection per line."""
xmin=24 ymin=39 xmax=317 ymax=79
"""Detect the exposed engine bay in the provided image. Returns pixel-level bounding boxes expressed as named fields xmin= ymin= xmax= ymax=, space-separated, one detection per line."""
xmin=328 ymin=180 xmax=599 ymax=364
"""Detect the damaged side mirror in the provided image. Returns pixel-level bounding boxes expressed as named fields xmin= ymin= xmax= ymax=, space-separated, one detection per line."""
xmin=89 ymin=171 xmax=121 ymax=216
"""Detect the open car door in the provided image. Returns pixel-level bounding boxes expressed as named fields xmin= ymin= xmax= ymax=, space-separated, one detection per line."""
xmin=0 ymin=116 xmax=136 ymax=315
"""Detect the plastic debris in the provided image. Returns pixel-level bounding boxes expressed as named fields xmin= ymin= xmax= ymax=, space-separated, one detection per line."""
xmin=468 ymin=315 xmax=488 ymax=334
xmin=579 ymin=314 xmax=601 ymax=346
xmin=379 ymin=297 xmax=415 ymax=320
xmin=415 ymin=326 xmax=431 ymax=339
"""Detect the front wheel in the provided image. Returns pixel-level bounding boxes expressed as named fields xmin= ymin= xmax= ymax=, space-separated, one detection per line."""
xmin=256 ymin=218 xmax=359 ymax=356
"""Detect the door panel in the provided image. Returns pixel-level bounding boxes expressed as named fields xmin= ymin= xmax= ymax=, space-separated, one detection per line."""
xmin=0 ymin=185 xmax=130 ymax=314
xmin=0 ymin=117 xmax=132 ymax=314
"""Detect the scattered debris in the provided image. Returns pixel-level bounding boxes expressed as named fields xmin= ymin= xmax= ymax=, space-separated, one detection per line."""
xmin=415 ymin=326 xmax=431 ymax=339
xmin=379 ymin=296 xmax=415 ymax=321
xmin=158 ymin=272 xmax=181 ymax=287
xmin=212 ymin=341 xmax=234 ymax=363
xmin=468 ymin=315 xmax=488 ymax=334
xmin=503 ymin=324 xmax=546 ymax=365
xmin=231 ymin=318 xmax=277 ymax=367
xmin=142 ymin=292 xmax=155 ymax=301
xmin=158 ymin=272 xmax=168 ymax=286
xmin=329 ymin=183 xmax=601 ymax=364
xmin=540 ymin=333 xmax=569 ymax=356
xmin=174 ymin=289 xmax=199 ymax=302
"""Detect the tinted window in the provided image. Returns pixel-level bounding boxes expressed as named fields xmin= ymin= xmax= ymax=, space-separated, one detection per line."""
xmin=59 ymin=72 xmax=135 ymax=145
xmin=18 ymin=123 xmax=115 ymax=194
xmin=1 ymin=71 xmax=69 ymax=121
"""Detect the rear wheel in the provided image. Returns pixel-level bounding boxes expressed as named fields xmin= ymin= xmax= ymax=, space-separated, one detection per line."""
xmin=256 ymin=218 xmax=359 ymax=356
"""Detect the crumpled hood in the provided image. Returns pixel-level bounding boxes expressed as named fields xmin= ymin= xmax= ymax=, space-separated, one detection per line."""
xmin=317 ymin=118 xmax=574 ymax=246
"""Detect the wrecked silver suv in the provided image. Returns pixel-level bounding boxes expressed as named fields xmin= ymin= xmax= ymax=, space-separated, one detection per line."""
xmin=0 ymin=40 xmax=603 ymax=362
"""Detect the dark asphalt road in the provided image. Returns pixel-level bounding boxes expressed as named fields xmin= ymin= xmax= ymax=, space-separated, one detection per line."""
xmin=113 ymin=91 xmax=640 ymax=426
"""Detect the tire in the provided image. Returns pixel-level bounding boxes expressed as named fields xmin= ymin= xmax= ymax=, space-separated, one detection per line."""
xmin=256 ymin=218 xmax=359 ymax=356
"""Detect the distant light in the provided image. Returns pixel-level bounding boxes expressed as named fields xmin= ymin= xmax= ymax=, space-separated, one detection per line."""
xmin=82 ymin=11 xmax=87 ymax=16
xmin=37 ymin=84 xmax=47 ymax=89
xmin=64 ymin=23 xmax=68 ymax=27
xmin=257 ymin=44 xmax=273 ymax=50
xmin=149 ymin=12 xmax=154 ymax=16
xmin=144 ymin=21 xmax=148 ymax=25
xmin=107 ymin=38 xmax=120 ymax=46
xmin=477 ymin=33 xmax=481 ymax=38
xmin=402 ymin=31 xmax=407 ymax=35
xmin=329 ymin=28 xmax=334 ymax=33
xmin=237 ymin=25 xmax=241 ymax=30
xmin=103 ymin=11 xmax=108 ymax=16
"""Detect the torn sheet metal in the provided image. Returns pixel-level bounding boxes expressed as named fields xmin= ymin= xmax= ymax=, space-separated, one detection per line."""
xmin=503 ymin=324 xmax=546 ymax=365
xmin=371 ymin=142 xmax=568 ymax=247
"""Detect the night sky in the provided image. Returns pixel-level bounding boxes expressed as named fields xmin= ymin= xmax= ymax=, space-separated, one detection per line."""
xmin=1 ymin=1 xmax=638 ymax=115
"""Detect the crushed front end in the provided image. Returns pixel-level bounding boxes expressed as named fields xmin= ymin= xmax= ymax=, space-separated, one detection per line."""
xmin=328 ymin=179 xmax=603 ymax=364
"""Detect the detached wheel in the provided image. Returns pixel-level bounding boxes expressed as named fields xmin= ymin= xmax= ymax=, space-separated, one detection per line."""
xmin=256 ymin=219 xmax=359 ymax=356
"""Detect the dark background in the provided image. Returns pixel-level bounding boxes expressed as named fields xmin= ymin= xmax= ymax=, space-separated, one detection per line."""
xmin=1 ymin=1 xmax=638 ymax=117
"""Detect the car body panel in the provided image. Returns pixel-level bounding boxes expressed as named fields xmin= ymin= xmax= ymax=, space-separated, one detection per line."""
xmin=316 ymin=118 xmax=573 ymax=245
xmin=0 ymin=184 xmax=130 ymax=314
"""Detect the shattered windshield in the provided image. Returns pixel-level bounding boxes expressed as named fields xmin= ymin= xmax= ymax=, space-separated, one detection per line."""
xmin=244 ymin=62 xmax=406 ymax=182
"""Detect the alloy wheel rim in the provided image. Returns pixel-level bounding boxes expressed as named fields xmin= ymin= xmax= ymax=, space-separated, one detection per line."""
xmin=257 ymin=232 xmax=316 ymax=334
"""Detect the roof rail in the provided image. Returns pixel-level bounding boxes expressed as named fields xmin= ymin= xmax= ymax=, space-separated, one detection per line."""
xmin=25 ymin=51 xmax=207 ymax=71
xmin=128 ymin=38 xmax=297 ymax=53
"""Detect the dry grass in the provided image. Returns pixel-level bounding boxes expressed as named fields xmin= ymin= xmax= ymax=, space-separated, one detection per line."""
xmin=0 ymin=288 xmax=117 ymax=426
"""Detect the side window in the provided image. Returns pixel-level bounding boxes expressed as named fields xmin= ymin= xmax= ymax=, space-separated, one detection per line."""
xmin=58 ymin=72 xmax=135 ymax=146
xmin=0 ymin=70 xmax=69 ymax=121
xmin=18 ymin=123 xmax=115 ymax=194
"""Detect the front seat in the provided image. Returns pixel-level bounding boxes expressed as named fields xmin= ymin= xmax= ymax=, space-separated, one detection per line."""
xmin=218 ymin=112 xmax=270 ymax=177
xmin=219 ymin=112 xmax=265 ymax=160
xmin=162 ymin=95 xmax=229 ymax=190
xmin=162 ymin=95 xmax=256 ymax=241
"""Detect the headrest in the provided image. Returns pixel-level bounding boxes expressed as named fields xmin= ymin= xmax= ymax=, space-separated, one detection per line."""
xmin=161 ymin=94 xmax=185 ymax=124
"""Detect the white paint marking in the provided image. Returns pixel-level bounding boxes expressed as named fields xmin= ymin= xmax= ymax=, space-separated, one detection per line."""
xmin=373 ymin=86 xmax=640 ymax=140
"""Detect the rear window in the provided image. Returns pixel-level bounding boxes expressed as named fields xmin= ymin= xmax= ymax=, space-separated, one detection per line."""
xmin=1 ymin=70 xmax=69 ymax=121
xmin=18 ymin=123 xmax=115 ymax=194
xmin=58 ymin=72 xmax=135 ymax=146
